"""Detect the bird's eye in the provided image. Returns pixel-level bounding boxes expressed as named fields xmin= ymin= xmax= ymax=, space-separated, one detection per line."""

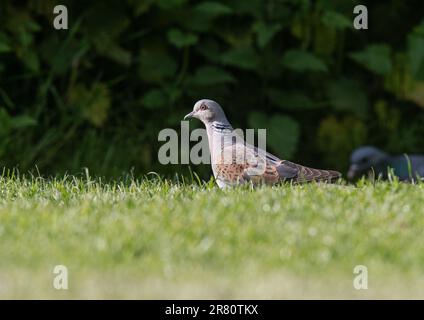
xmin=200 ymin=104 xmax=208 ymax=111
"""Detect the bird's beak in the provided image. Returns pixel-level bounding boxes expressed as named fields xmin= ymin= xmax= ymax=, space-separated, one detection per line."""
xmin=347 ymin=164 xmax=359 ymax=180
xmin=184 ymin=111 xmax=195 ymax=120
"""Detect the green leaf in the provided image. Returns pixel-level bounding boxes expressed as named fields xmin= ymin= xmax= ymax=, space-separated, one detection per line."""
xmin=326 ymin=78 xmax=368 ymax=117
xmin=87 ymin=83 xmax=111 ymax=126
xmin=68 ymin=83 xmax=111 ymax=126
xmin=139 ymin=50 xmax=177 ymax=84
xmin=267 ymin=89 xmax=316 ymax=110
xmin=40 ymin=35 xmax=89 ymax=75
xmin=350 ymin=44 xmax=392 ymax=76
xmin=84 ymin=3 xmax=129 ymax=39
xmin=82 ymin=4 xmax=132 ymax=66
xmin=142 ymin=89 xmax=167 ymax=109
xmin=317 ymin=116 xmax=367 ymax=169
xmin=0 ymin=109 xmax=36 ymax=134
xmin=322 ymin=11 xmax=351 ymax=30
xmin=227 ymin=0 xmax=263 ymax=17
xmin=314 ymin=22 xmax=337 ymax=55
xmin=0 ymin=33 xmax=11 ymax=53
xmin=248 ymin=112 xmax=299 ymax=159
xmin=0 ymin=43 xmax=11 ymax=53
xmin=167 ymin=29 xmax=198 ymax=48
xmin=253 ymin=21 xmax=282 ymax=48
xmin=411 ymin=18 xmax=424 ymax=37
xmin=195 ymin=39 xmax=222 ymax=63
xmin=281 ymin=50 xmax=328 ymax=72
xmin=20 ymin=50 xmax=40 ymax=73
xmin=10 ymin=115 xmax=37 ymax=129
xmin=408 ymin=35 xmax=424 ymax=80
xmin=100 ymin=42 xmax=132 ymax=66
xmin=193 ymin=2 xmax=232 ymax=18
xmin=191 ymin=66 xmax=236 ymax=86
xmin=221 ymin=47 xmax=259 ymax=70
xmin=128 ymin=0 xmax=153 ymax=15
xmin=0 ymin=110 xmax=11 ymax=136
xmin=405 ymin=81 xmax=424 ymax=108
xmin=156 ymin=0 xmax=188 ymax=9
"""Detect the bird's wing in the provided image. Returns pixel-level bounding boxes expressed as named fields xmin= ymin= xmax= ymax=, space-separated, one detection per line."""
xmin=212 ymin=143 xmax=278 ymax=185
xmin=276 ymin=160 xmax=341 ymax=183
xmin=249 ymin=144 xmax=341 ymax=183
xmin=213 ymin=144 xmax=341 ymax=185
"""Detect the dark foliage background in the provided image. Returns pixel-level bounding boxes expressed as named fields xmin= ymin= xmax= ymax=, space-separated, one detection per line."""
xmin=1 ymin=0 xmax=424 ymax=178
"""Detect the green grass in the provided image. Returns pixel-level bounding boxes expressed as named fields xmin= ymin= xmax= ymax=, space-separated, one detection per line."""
xmin=1 ymin=171 xmax=424 ymax=299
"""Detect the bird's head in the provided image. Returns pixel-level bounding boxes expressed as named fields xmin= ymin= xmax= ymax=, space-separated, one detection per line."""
xmin=184 ymin=99 xmax=228 ymax=125
xmin=348 ymin=146 xmax=388 ymax=180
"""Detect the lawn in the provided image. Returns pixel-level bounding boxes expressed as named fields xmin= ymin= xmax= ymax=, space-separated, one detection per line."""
xmin=1 ymin=171 xmax=424 ymax=299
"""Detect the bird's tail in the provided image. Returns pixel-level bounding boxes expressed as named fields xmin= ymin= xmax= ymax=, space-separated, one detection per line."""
xmin=289 ymin=162 xmax=342 ymax=183
xmin=299 ymin=166 xmax=341 ymax=183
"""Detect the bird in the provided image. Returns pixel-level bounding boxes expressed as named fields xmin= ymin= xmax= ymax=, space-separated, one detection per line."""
xmin=348 ymin=146 xmax=424 ymax=181
xmin=184 ymin=99 xmax=341 ymax=188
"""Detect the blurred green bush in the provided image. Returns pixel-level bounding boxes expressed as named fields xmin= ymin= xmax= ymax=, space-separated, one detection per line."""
xmin=1 ymin=0 xmax=424 ymax=178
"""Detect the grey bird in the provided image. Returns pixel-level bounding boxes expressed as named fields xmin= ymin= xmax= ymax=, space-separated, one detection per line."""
xmin=348 ymin=146 xmax=424 ymax=181
xmin=184 ymin=99 xmax=341 ymax=188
